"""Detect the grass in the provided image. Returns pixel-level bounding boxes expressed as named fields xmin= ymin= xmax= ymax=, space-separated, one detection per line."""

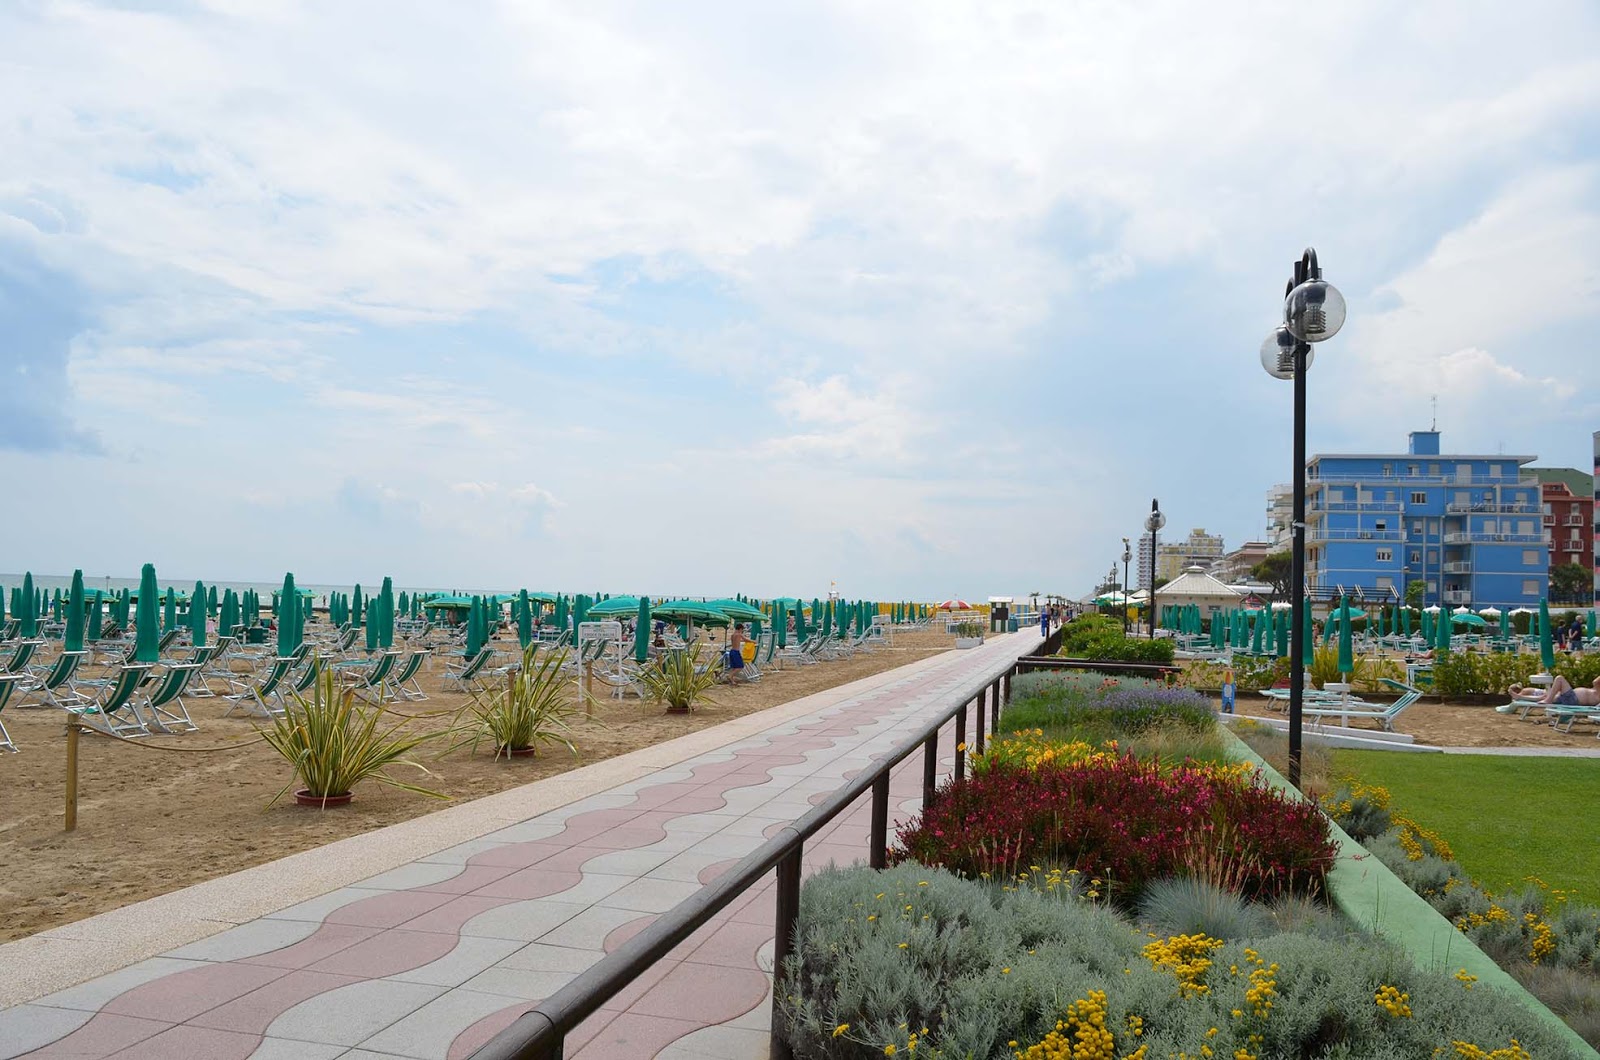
xmin=1332 ymin=750 xmax=1600 ymax=905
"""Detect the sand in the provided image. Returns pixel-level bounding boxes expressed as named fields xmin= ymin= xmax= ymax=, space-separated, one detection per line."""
xmin=1230 ymin=692 xmax=1600 ymax=749
xmin=0 ymin=627 xmax=954 ymax=943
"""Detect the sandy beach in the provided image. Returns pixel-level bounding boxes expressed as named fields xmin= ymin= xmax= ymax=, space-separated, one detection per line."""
xmin=1230 ymin=691 xmax=1599 ymax=748
xmin=0 ymin=627 xmax=955 ymax=943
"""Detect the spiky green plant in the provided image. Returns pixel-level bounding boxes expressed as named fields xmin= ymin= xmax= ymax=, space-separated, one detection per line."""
xmin=258 ymin=667 xmax=446 ymax=805
xmin=638 ymin=647 xmax=721 ymax=713
xmin=448 ymin=645 xmax=581 ymax=759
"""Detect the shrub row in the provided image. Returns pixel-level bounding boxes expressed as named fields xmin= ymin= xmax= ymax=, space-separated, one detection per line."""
xmin=1059 ymin=614 xmax=1175 ymax=664
xmin=1004 ymin=672 xmax=1214 ymax=738
xmin=1432 ymin=651 xmax=1600 ymax=697
xmin=777 ymin=863 xmax=1578 ymax=1059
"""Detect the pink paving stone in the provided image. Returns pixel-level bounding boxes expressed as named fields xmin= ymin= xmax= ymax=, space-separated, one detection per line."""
xmin=549 ymin=808 xmax=643 ymax=844
xmin=469 ymin=866 xmax=584 ymax=901
xmin=304 ymin=929 xmax=461 ymax=978
xmin=324 ymin=889 xmax=457 ymax=929
xmin=446 ymin=1001 xmax=617 ymax=1060
xmin=101 ymin=962 xmax=289 ymax=1023
xmin=596 ymin=958 xmax=678 ymax=1013
xmin=529 ymin=845 xmax=610 ymax=875
xmin=103 ymin=1023 xmax=261 ymax=1060
xmin=572 ymin=824 xmax=673 ymax=850
xmin=184 ymin=970 xmax=359 ymax=1034
xmin=239 ymin=923 xmax=381 ymax=970
xmin=398 ymin=894 xmax=519 ymax=934
xmin=415 ymin=862 xmax=521 ymax=894
xmin=697 ymin=858 xmax=738 ymax=885
xmin=626 ymin=963 xmax=768 ymax=1023
xmin=652 ymin=795 xmax=732 ymax=814
xmin=465 ymin=840 xmax=568 ymax=869
xmin=22 ymin=1013 xmax=174 ymax=1059
xmin=686 ymin=920 xmax=778 ymax=970
xmin=570 ymin=1011 xmax=705 ymax=1060
xmin=601 ymin=914 xmax=660 ymax=954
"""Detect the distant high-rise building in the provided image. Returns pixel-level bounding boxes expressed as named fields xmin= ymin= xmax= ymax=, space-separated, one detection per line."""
xmin=1528 ymin=466 xmax=1594 ymax=604
xmin=1156 ymin=528 xmax=1226 ymax=583
xmin=1265 ymin=484 xmax=1293 ymax=549
xmin=1136 ymin=535 xmax=1155 ymax=590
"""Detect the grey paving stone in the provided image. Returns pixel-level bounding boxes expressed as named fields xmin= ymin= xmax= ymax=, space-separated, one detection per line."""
xmin=494 ymin=942 xmax=604 ymax=974
xmin=248 ymin=1038 xmax=348 ymax=1059
xmin=0 ymin=1004 xmax=96 ymax=1060
xmin=457 ymin=899 xmax=590 ymax=942
xmin=264 ymin=887 xmax=387 ymax=924
xmin=388 ymin=935 xmax=525 ymax=988
xmin=166 ymin=918 xmax=326 ymax=963
xmin=267 ymin=979 xmax=446 ymax=1046
xmin=352 ymin=862 xmax=471 ymax=892
xmin=356 ymin=988 xmax=529 ymax=1059
xmin=31 ymin=957 xmax=211 ymax=1012
xmin=598 ymin=877 xmax=705 ymax=914
xmin=456 ymin=966 xmax=575 ymax=1001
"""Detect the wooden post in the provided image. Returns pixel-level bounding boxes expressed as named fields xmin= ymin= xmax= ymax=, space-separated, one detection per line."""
xmin=65 ymin=716 xmax=80 ymax=832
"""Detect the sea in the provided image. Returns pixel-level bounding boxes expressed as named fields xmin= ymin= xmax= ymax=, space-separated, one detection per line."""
xmin=0 ymin=573 xmax=504 ymax=609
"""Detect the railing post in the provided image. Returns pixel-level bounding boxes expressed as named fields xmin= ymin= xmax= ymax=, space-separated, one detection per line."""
xmin=990 ymin=680 xmax=1001 ymax=734
xmin=771 ymin=845 xmax=803 ymax=1060
xmin=973 ymin=695 xmax=985 ymax=755
xmin=869 ymin=774 xmax=889 ymax=870
xmin=954 ymin=704 xmax=967 ymax=782
xmin=65 ymin=716 xmax=80 ymax=833
xmin=922 ymin=732 xmax=937 ymax=809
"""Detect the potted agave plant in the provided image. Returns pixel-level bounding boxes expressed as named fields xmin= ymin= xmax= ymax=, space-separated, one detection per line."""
xmin=260 ymin=667 xmax=446 ymax=807
xmin=639 ymin=646 xmax=721 ymax=714
xmin=447 ymin=644 xmax=581 ymax=759
xmin=952 ymin=620 xmax=985 ymax=649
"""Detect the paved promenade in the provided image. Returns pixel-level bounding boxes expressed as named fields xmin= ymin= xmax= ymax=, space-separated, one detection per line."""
xmin=0 ymin=631 xmax=1036 ymax=1060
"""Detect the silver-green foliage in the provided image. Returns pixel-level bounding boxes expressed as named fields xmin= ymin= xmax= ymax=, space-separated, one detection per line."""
xmin=777 ymin=863 xmax=1578 ymax=1059
xmin=1136 ymin=877 xmax=1274 ymax=940
xmin=449 ymin=645 xmax=580 ymax=758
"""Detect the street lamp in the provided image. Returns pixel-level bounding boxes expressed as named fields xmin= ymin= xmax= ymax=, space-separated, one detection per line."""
xmin=1121 ymin=538 xmax=1132 ymax=635
xmin=1260 ymin=247 xmax=1346 ymax=790
xmin=1145 ymin=499 xmax=1165 ymax=638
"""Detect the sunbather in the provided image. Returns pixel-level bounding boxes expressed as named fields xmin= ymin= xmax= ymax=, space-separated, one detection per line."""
xmin=1509 ymin=676 xmax=1600 ymax=707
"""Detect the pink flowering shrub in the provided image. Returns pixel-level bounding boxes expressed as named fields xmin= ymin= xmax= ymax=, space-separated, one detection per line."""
xmin=893 ymin=754 xmax=1336 ymax=903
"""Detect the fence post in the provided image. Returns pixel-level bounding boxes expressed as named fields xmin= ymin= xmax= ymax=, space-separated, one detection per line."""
xmin=771 ymin=845 xmax=804 ymax=1060
xmin=869 ymin=774 xmax=889 ymax=870
xmin=990 ymin=680 xmax=1001 ymax=733
xmin=922 ymin=732 xmax=937 ymax=809
xmin=954 ymin=705 xmax=967 ymax=782
xmin=973 ymin=695 xmax=985 ymax=755
xmin=64 ymin=716 xmax=80 ymax=833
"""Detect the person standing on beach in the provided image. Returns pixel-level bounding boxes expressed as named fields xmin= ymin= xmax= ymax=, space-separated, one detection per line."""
xmin=1040 ymin=608 xmax=1050 ymax=640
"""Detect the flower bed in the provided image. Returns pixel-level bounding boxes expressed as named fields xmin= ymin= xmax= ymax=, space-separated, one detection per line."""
xmin=777 ymin=864 xmax=1579 ymax=1059
xmin=1004 ymin=671 xmax=1214 ymax=738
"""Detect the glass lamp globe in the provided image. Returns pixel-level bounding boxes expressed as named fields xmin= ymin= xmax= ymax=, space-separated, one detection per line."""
xmin=1144 ymin=510 xmax=1166 ymax=533
xmin=1284 ymin=279 xmax=1346 ymax=342
xmin=1260 ymin=326 xmax=1314 ymax=379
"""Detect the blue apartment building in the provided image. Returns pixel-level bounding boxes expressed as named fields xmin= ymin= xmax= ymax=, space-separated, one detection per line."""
xmin=1305 ymin=431 xmax=1547 ymax=609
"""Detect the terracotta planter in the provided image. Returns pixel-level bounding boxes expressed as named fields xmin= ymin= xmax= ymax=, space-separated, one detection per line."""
xmin=294 ymin=789 xmax=353 ymax=807
xmin=503 ymin=745 xmax=539 ymax=757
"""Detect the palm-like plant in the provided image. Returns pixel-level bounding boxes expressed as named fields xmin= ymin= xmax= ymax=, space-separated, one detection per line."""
xmin=639 ymin=647 xmax=721 ymax=714
xmin=259 ymin=667 xmax=446 ymax=806
xmin=448 ymin=645 xmax=581 ymax=759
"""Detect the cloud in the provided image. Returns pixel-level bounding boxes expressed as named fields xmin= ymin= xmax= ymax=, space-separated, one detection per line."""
xmin=0 ymin=236 xmax=101 ymax=453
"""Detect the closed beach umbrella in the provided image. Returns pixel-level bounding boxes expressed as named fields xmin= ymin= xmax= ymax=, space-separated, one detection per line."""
xmin=191 ymin=580 xmax=207 ymax=647
xmin=20 ymin=571 xmax=36 ymax=638
xmin=365 ymin=597 xmax=380 ymax=651
xmin=518 ymin=590 xmax=533 ymax=649
xmin=134 ymin=564 xmax=160 ymax=663
xmin=793 ymin=602 xmax=806 ymax=642
xmin=821 ymin=601 xmax=833 ymax=638
xmin=1336 ymin=596 xmax=1354 ymax=675
xmin=1302 ymin=597 xmax=1315 ymax=658
xmin=87 ymin=594 xmax=104 ymax=642
xmin=775 ymin=600 xmax=787 ymax=648
xmin=64 ymin=570 xmax=86 ymax=652
xmin=1275 ymin=610 xmax=1289 ymax=657
xmin=278 ymin=574 xmax=299 ymax=658
xmin=1539 ymin=599 xmax=1555 ymax=671
xmin=1435 ymin=602 xmax=1452 ymax=653
xmin=163 ymin=588 xmax=177 ymax=633
xmin=379 ymin=576 xmax=395 ymax=649
xmin=1251 ymin=612 xmax=1265 ymax=656
xmin=1498 ymin=608 xmax=1510 ymax=642
xmin=634 ymin=595 xmax=651 ymax=663
xmin=220 ymin=590 xmax=238 ymax=637
xmin=352 ymin=584 xmax=364 ymax=628
xmin=398 ymin=591 xmax=409 ymax=618
xmin=466 ymin=597 xmax=484 ymax=657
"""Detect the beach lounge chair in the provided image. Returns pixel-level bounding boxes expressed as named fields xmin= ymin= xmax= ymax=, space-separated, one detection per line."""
xmin=274 ymin=654 xmax=322 ymax=708
xmin=66 ymin=664 xmax=156 ymax=738
xmin=135 ymin=662 xmax=203 ymax=733
xmin=1 ymin=639 xmax=43 ymax=676
xmin=342 ymin=649 xmax=401 ymax=698
xmin=1545 ymin=704 xmax=1600 ymax=734
xmin=19 ymin=649 xmax=90 ymax=709
xmin=0 ymin=672 xmax=22 ymax=751
xmin=223 ymin=655 xmax=296 ymax=718
xmin=386 ymin=649 xmax=432 ymax=702
xmin=1302 ymin=678 xmax=1424 ymax=732
xmin=443 ymin=646 xmax=495 ymax=691
xmin=0 ymin=619 xmax=18 ymax=642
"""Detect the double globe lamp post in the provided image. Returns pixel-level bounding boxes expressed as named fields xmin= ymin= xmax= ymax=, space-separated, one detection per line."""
xmin=1145 ymin=500 xmax=1164 ymax=639
xmin=1260 ymin=248 xmax=1346 ymax=789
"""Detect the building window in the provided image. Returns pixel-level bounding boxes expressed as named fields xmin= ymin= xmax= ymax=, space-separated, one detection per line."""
xmin=1430 ymin=464 xmax=1440 ymax=476
xmin=1375 ymin=520 xmax=1387 ymax=531
xmin=1376 ymin=548 xmax=1393 ymax=562
xmin=1524 ymin=550 xmax=1539 ymax=565
xmin=1375 ymin=576 xmax=1393 ymax=590
xmin=1382 ymin=463 xmax=1393 ymax=476
xmin=1427 ymin=581 xmax=1437 ymax=593
xmin=1518 ymin=520 xmax=1533 ymax=535
xmin=1409 ymin=551 xmax=1421 ymax=563
xmin=1408 ymin=464 xmax=1419 ymax=476
xmin=1410 ymin=491 xmax=1427 ymax=504
xmin=1523 ymin=579 xmax=1539 ymax=596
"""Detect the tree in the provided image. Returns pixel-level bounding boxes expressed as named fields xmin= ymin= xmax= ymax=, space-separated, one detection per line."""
xmin=1550 ymin=562 xmax=1592 ymax=604
xmin=1251 ymin=551 xmax=1292 ymax=600
xmin=1405 ymin=580 xmax=1426 ymax=608
xmin=1152 ymin=577 xmax=1171 ymax=591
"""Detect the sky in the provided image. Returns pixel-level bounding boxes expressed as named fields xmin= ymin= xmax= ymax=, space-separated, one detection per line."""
xmin=3 ymin=0 xmax=1599 ymax=600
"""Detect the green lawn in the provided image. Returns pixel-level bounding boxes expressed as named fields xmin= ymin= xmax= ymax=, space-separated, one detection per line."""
xmin=1332 ymin=750 xmax=1600 ymax=905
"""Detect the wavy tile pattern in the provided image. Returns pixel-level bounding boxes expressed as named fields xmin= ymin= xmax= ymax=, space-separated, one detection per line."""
xmin=1 ymin=636 xmax=1026 ymax=1060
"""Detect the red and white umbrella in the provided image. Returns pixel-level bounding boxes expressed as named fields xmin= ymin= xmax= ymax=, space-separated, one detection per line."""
xmin=937 ymin=599 xmax=974 ymax=610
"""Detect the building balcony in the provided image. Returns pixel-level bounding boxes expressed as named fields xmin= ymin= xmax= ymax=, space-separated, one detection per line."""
xmin=1442 ymin=532 xmax=1546 ymax=545
xmin=1306 ymin=529 xmax=1405 ymax=543
xmin=1442 ymin=561 xmax=1472 ymax=574
xmin=1313 ymin=473 xmax=1538 ymax=487
xmin=1444 ymin=590 xmax=1472 ymax=605
xmin=1445 ymin=502 xmax=1541 ymax=515
xmin=1314 ymin=500 xmax=1403 ymax=513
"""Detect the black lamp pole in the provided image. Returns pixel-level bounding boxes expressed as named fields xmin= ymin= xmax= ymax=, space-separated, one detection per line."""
xmin=1122 ymin=538 xmax=1132 ymax=635
xmin=1262 ymin=247 xmax=1346 ymax=790
xmin=1145 ymin=500 xmax=1164 ymax=638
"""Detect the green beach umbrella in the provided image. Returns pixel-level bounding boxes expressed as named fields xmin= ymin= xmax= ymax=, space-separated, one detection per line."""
xmin=821 ymin=601 xmax=833 ymax=638
xmin=518 ymin=590 xmax=534 ymax=649
xmin=191 ymin=580 xmax=207 ymax=647
xmin=1539 ymin=599 xmax=1555 ymax=671
xmin=134 ymin=565 xmax=160 ymax=663
xmin=87 ymin=593 xmax=104 ymax=643
xmin=707 ymin=598 xmax=765 ymax=622
xmin=398 ymin=591 xmax=409 ymax=618
xmin=163 ymin=587 xmax=177 ymax=633
xmin=1435 ymin=604 xmax=1452 ymax=654
xmin=278 ymin=574 xmax=299 ymax=657
xmin=1498 ymin=608 xmax=1510 ymax=642
xmin=365 ymin=597 xmax=380 ymax=651
xmin=1251 ymin=612 xmax=1265 ymax=656
xmin=64 ymin=570 xmax=86 ymax=652
xmin=208 ymin=585 xmax=218 ymax=616
xmin=793 ymin=601 xmax=806 ymax=641
xmin=775 ymin=600 xmax=788 ymax=648
xmin=221 ymin=590 xmax=238 ymax=637
xmin=1302 ymin=597 xmax=1315 ymax=659
xmin=586 ymin=596 xmax=642 ymax=617
xmin=468 ymin=597 xmax=485 ymax=657
xmin=352 ymin=584 xmax=364 ymax=628
xmin=379 ymin=577 xmax=395 ymax=649
xmin=19 ymin=572 xmax=36 ymax=638
xmin=1275 ymin=609 xmax=1289 ymax=657
xmin=1336 ymin=595 xmax=1354 ymax=676
xmin=51 ymin=589 xmax=62 ymax=622
xmin=1451 ymin=611 xmax=1487 ymax=628
xmin=634 ymin=595 xmax=651 ymax=664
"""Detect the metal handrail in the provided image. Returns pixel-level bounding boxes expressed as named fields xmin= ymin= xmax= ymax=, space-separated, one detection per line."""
xmin=469 ymin=637 xmax=1041 ymax=1060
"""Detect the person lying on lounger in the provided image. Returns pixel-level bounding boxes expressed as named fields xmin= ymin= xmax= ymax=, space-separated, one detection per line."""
xmin=1509 ymin=676 xmax=1600 ymax=706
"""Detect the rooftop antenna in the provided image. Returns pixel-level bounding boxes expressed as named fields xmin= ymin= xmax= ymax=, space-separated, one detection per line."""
xmin=1430 ymin=394 xmax=1437 ymax=431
